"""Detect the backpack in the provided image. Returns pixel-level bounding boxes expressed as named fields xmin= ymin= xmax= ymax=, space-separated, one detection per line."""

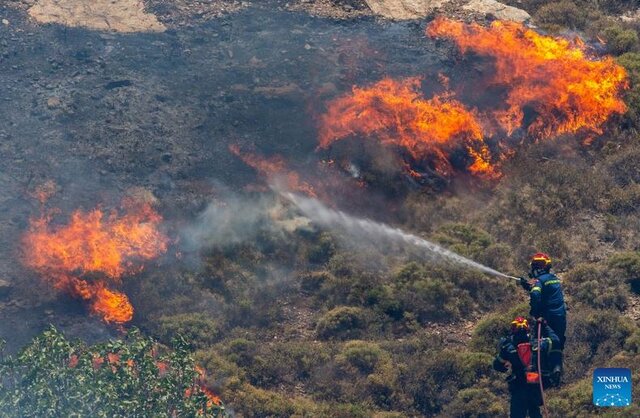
xmin=516 ymin=342 xmax=540 ymax=384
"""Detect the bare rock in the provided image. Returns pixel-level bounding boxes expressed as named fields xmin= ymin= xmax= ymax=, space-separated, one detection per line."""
xmin=254 ymin=83 xmax=303 ymax=98
xmin=28 ymin=0 xmax=166 ymax=33
xmin=364 ymin=0 xmax=451 ymax=19
xmin=463 ymin=0 xmax=531 ymax=22
xmin=46 ymin=96 xmax=61 ymax=109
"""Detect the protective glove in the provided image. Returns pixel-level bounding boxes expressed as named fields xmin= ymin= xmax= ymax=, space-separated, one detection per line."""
xmin=519 ymin=277 xmax=531 ymax=291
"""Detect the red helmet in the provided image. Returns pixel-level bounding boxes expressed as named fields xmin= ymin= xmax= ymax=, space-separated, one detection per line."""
xmin=530 ymin=252 xmax=552 ymax=272
xmin=511 ymin=316 xmax=529 ymax=334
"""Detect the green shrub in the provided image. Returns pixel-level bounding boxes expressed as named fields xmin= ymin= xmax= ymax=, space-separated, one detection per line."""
xmin=433 ymin=223 xmax=493 ymax=259
xmin=546 ymin=378 xmax=596 ymax=418
xmin=300 ymin=270 xmax=333 ymax=293
xmin=595 ymin=0 xmax=640 ymax=14
xmin=624 ymin=330 xmax=640 ymax=353
xmin=564 ymin=263 xmax=628 ymax=310
xmin=616 ymin=53 xmax=640 ymax=125
xmin=154 ymin=313 xmax=220 ymax=348
xmin=337 ymin=341 xmax=387 ymax=374
xmin=607 ymin=184 xmax=640 ymax=214
xmin=365 ymin=285 xmax=404 ymax=320
xmin=535 ymin=1 xmax=587 ymax=30
xmin=316 ymin=307 xmax=368 ymax=340
xmin=225 ymin=338 xmax=257 ymax=368
xmin=441 ymin=387 xmax=506 ymax=418
xmin=307 ymin=232 xmax=336 ymax=264
xmin=470 ymin=303 xmax=529 ymax=353
xmin=608 ymin=251 xmax=640 ymax=279
xmin=603 ymin=25 xmax=640 ymax=55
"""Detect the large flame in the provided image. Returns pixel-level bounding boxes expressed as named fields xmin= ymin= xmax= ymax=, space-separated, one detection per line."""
xmin=427 ymin=17 xmax=628 ymax=138
xmin=22 ymin=198 xmax=168 ymax=324
xmin=317 ymin=77 xmax=498 ymax=179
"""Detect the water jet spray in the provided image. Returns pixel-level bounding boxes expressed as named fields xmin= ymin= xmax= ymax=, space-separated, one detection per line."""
xmin=280 ymin=191 xmax=521 ymax=282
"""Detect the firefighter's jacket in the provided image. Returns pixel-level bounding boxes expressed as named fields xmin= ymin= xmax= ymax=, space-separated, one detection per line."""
xmin=530 ymin=272 xmax=566 ymax=319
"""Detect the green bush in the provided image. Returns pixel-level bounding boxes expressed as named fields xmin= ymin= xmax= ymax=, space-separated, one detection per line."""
xmin=603 ymin=25 xmax=640 ymax=55
xmin=616 ymin=53 xmax=640 ymax=125
xmin=535 ymin=1 xmax=587 ymax=30
xmin=470 ymin=303 xmax=529 ymax=353
xmin=433 ymin=223 xmax=493 ymax=259
xmin=564 ymin=263 xmax=628 ymax=310
xmin=154 ymin=313 xmax=220 ymax=349
xmin=300 ymin=270 xmax=333 ymax=293
xmin=441 ymin=387 xmax=506 ymax=418
xmin=316 ymin=306 xmax=368 ymax=340
xmin=607 ymin=184 xmax=640 ymax=214
xmin=306 ymin=232 xmax=336 ymax=264
xmin=608 ymin=251 xmax=640 ymax=279
xmin=337 ymin=340 xmax=387 ymax=374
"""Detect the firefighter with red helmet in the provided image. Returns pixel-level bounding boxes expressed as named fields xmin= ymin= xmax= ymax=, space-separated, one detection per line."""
xmin=519 ymin=253 xmax=566 ymax=383
xmin=493 ymin=317 xmax=560 ymax=418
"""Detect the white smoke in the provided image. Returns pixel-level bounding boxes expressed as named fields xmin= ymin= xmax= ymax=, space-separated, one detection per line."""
xmin=282 ymin=191 xmax=517 ymax=280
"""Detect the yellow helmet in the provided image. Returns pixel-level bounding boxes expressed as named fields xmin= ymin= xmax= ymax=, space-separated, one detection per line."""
xmin=530 ymin=252 xmax=552 ymax=272
xmin=511 ymin=316 xmax=529 ymax=334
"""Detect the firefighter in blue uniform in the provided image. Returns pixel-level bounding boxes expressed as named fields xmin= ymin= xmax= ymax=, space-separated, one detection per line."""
xmin=519 ymin=253 xmax=566 ymax=383
xmin=493 ymin=317 xmax=560 ymax=418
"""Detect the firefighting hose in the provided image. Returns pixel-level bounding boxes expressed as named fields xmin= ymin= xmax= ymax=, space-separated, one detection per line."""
xmin=537 ymin=320 xmax=549 ymax=418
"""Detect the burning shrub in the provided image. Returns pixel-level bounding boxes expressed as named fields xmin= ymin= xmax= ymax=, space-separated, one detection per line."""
xmin=316 ymin=306 xmax=368 ymax=340
xmin=21 ymin=197 xmax=168 ymax=324
xmin=427 ymin=17 xmax=628 ymax=139
xmin=318 ymin=77 xmax=497 ymax=180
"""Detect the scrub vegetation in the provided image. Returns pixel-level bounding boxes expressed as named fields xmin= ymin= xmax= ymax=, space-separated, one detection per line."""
xmin=6 ymin=2 xmax=640 ymax=417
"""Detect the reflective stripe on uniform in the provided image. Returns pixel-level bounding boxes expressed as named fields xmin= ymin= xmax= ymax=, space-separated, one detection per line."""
xmin=531 ymin=287 xmax=541 ymax=292
xmin=544 ymin=280 xmax=560 ymax=285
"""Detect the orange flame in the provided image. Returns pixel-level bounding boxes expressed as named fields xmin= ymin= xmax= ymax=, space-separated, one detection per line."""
xmin=195 ymin=365 xmax=222 ymax=407
xmin=427 ymin=17 xmax=628 ymax=138
xmin=22 ymin=198 xmax=168 ymax=324
xmin=229 ymin=144 xmax=318 ymax=195
xmin=317 ymin=77 xmax=498 ymax=179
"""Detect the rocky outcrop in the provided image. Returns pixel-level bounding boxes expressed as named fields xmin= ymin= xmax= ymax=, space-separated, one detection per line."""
xmin=363 ymin=0 xmax=530 ymax=21
xmin=364 ymin=0 xmax=450 ymax=19
xmin=28 ymin=0 xmax=166 ymax=33
xmin=463 ymin=0 xmax=531 ymax=22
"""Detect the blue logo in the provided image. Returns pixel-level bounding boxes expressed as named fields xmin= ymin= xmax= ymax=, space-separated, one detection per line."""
xmin=593 ymin=368 xmax=632 ymax=407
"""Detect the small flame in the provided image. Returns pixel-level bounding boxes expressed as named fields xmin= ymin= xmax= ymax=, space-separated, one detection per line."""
xmin=317 ymin=77 xmax=499 ymax=179
xmin=229 ymin=144 xmax=317 ymax=195
xmin=22 ymin=197 xmax=168 ymax=324
xmin=427 ymin=18 xmax=628 ymax=138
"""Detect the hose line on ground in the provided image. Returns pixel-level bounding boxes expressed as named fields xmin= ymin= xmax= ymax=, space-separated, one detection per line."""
xmin=538 ymin=320 xmax=549 ymax=418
